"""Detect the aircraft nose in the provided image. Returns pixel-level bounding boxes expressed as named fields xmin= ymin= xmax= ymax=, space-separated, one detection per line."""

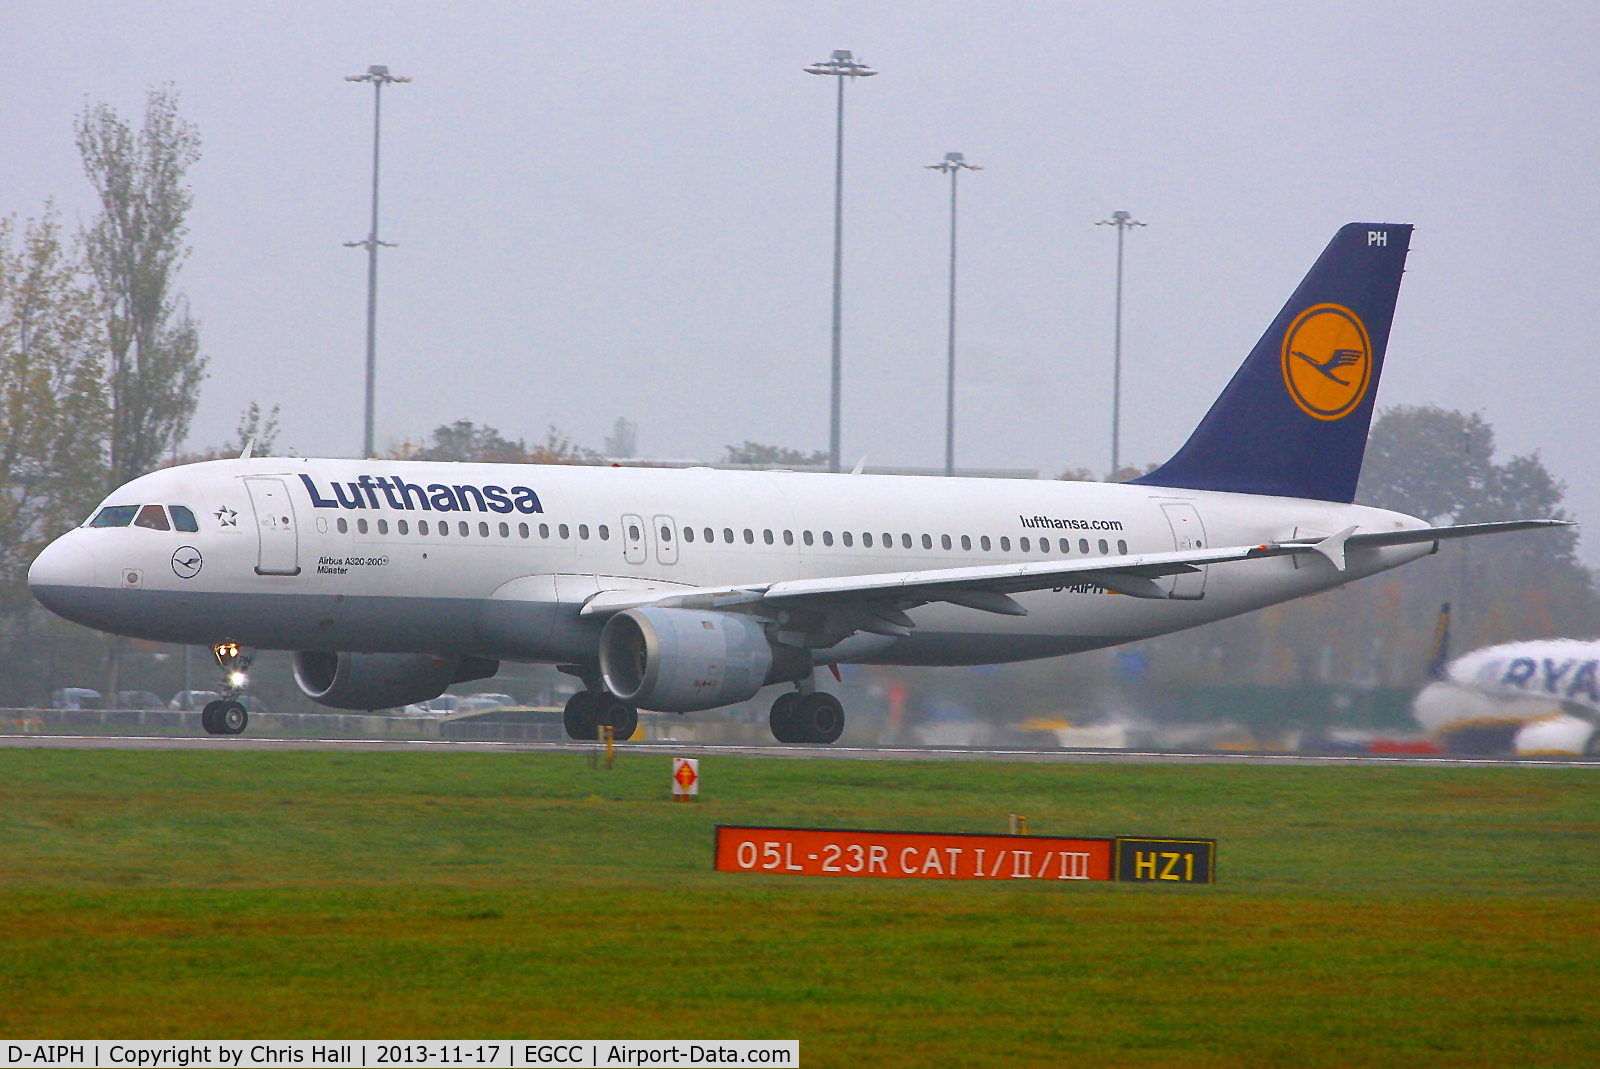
xmin=28 ymin=535 xmax=96 ymax=596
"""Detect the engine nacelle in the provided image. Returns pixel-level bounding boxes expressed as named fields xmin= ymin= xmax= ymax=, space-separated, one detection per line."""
xmin=292 ymin=651 xmax=499 ymax=711
xmin=599 ymin=607 xmax=808 ymax=712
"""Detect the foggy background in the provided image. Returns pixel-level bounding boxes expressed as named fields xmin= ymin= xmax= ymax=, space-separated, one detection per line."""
xmin=4 ymin=2 xmax=1596 ymax=553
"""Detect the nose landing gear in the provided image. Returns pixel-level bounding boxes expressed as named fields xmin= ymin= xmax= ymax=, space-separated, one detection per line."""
xmin=201 ymin=643 xmax=255 ymax=736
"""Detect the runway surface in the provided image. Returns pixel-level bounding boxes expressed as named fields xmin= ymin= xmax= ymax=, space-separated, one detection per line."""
xmin=2 ymin=732 xmax=1597 ymax=768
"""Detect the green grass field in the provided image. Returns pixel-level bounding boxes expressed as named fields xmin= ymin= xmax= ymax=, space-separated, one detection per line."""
xmin=1 ymin=748 xmax=1597 ymax=1066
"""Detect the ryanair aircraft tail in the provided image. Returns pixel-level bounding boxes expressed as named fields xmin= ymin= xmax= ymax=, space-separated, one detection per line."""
xmin=1134 ymin=222 xmax=1413 ymax=503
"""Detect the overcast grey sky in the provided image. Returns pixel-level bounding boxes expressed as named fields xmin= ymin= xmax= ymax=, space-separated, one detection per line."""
xmin=6 ymin=2 xmax=1598 ymax=553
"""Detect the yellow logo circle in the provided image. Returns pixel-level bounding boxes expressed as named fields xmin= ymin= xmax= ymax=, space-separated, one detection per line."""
xmin=1280 ymin=303 xmax=1372 ymax=421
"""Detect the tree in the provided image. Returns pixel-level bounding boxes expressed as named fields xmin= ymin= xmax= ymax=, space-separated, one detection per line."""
xmin=0 ymin=208 xmax=109 ymax=607
xmin=722 ymin=442 xmax=827 ymax=467
xmin=76 ymin=85 xmax=207 ymax=489
xmin=167 ymin=401 xmax=282 ymax=465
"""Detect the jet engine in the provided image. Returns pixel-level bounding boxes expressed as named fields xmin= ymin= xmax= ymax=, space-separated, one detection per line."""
xmin=292 ymin=651 xmax=499 ymax=711
xmin=598 ymin=607 xmax=809 ymax=712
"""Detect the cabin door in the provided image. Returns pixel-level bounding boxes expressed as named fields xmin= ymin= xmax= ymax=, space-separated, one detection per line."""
xmin=244 ymin=477 xmax=301 ymax=576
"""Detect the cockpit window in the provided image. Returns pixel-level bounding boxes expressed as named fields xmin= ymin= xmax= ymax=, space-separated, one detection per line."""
xmin=134 ymin=505 xmax=171 ymax=531
xmin=170 ymin=506 xmax=199 ymax=533
xmin=90 ymin=505 xmax=139 ymax=528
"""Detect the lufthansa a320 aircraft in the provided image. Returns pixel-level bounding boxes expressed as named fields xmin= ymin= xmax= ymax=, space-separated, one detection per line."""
xmin=28 ymin=223 xmax=1567 ymax=742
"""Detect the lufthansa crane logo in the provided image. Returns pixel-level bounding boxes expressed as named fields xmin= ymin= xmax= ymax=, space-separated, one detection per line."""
xmin=171 ymin=546 xmax=203 ymax=579
xmin=1281 ymin=303 xmax=1372 ymax=421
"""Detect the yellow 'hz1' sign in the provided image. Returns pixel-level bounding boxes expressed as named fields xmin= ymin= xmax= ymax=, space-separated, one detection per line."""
xmin=1114 ymin=838 xmax=1216 ymax=884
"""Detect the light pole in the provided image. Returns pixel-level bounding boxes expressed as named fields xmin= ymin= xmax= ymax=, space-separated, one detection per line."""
xmin=926 ymin=152 xmax=981 ymax=477
xmin=805 ymin=50 xmax=877 ymax=473
xmin=1096 ymin=210 xmax=1145 ymax=481
xmin=345 ymin=64 xmax=410 ymax=459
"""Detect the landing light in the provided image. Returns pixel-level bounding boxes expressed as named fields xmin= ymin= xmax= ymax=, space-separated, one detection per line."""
xmin=229 ymin=672 xmax=248 ymax=688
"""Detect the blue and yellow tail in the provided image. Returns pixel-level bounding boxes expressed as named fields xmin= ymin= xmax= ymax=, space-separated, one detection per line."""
xmin=1133 ymin=222 xmax=1412 ymax=502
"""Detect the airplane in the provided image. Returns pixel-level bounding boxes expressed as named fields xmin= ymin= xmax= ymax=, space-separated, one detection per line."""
xmin=27 ymin=222 xmax=1569 ymax=743
xmin=1413 ymin=605 xmax=1598 ymax=755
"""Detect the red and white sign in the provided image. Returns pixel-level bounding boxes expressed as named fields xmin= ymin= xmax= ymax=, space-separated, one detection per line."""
xmin=672 ymin=757 xmax=699 ymax=800
xmin=714 ymin=824 xmax=1113 ymax=882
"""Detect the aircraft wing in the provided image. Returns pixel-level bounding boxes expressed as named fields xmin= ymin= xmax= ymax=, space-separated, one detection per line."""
xmin=576 ymin=519 xmax=1572 ymax=625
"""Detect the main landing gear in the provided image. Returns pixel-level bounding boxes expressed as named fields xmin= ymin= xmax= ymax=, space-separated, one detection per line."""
xmin=564 ymin=690 xmax=639 ymax=741
xmin=770 ymin=690 xmax=845 ymax=745
xmin=201 ymin=642 xmax=254 ymax=737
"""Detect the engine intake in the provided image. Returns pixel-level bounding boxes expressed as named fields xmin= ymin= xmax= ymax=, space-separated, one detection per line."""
xmin=599 ymin=607 xmax=808 ymax=712
xmin=292 ymin=651 xmax=499 ymax=710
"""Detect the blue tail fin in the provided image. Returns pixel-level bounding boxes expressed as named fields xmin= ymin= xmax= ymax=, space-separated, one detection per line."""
xmin=1133 ymin=222 xmax=1412 ymax=502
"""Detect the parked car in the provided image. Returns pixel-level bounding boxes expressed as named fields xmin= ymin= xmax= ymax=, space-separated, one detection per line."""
xmin=455 ymin=693 xmax=517 ymax=714
xmin=114 ymin=690 xmax=167 ymax=710
xmin=52 ymin=688 xmax=101 ymax=710
xmin=169 ymin=690 xmax=222 ymax=711
xmin=399 ymin=695 xmax=462 ymax=717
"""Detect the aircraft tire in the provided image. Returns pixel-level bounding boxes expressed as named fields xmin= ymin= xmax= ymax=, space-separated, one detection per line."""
xmin=563 ymin=692 xmax=599 ymax=740
xmin=219 ymin=701 xmax=249 ymax=736
xmin=769 ymin=692 xmax=803 ymax=743
xmin=794 ymin=693 xmax=845 ymax=745
xmin=200 ymin=700 xmax=225 ymax=735
xmin=597 ymin=696 xmax=638 ymax=741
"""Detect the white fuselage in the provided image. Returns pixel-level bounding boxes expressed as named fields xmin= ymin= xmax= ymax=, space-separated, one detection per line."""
xmin=29 ymin=458 xmax=1433 ymax=668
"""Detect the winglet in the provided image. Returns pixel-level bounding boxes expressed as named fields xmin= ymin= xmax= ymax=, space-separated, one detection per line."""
xmin=1312 ymin=525 xmax=1358 ymax=571
xmin=850 ymin=456 xmax=867 ymax=476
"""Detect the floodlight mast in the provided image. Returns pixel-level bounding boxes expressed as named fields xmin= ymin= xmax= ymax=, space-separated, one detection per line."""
xmin=926 ymin=152 xmax=982 ymax=477
xmin=806 ymin=50 xmax=877 ymax=474
xmin=1096 ymin=210 xmax=1145 ymax=481
xmin=344 ymin=64 xmax=410 ymax=459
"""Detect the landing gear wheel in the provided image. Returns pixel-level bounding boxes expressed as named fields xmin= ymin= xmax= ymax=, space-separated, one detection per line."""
xmin=793 ymin=693 xmax=845 ymax=745
xmin=200 ymin=700 xmax=225 ymax=735
xmin=769 ymin=692 xmax=803 ymax=744
xmin=218 ymin=700 xmax=248 ymax=735
xmin=564 ymin=692 xmax=599 ymax=740
xmin=597 ymin=697 xmax=638 ymax=741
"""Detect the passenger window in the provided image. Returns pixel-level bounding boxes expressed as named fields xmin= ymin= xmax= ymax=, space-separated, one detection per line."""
xmin=683 ymin=527 xmax=694 ymax=543
xmin=459 ymin=521 xmax=470 ymax=537
xmin=1000 ymin=537 xmax=1011 ymax=552
xmin=170 ymin=506 xmax=199 ymax=533
xmin=705 ymin=528 xmax=715 ymax=543
xmin=579 ymin=524 xmax=590 ymax=540
xmin=357 ymin=518 xmax=369 ymax=535
xmin=960 ymin=535 xmax=971 ymax=551
xmin=499 ymin=522 xmax=509 ymax=538
xmin=439 ymin=522 xmax=449 ymax=537
xmin=1020 ymin=537 xmax=1031 ymax=552
xmin=901 ymin=533 xmax=912 ymax=549
xmin=802 ymin=531 xmax=813 ymax=546
xmin=980 ymin=535 xmax=991 ymax=552
xmin=885 ymin=533 xmax=895 ymax=549
xmin=1060 ymin=538 xmax=1070 ymax=553
xmin=628 ymin=524 xmax=640 ymax=541
xmin=659 ymin=526 xmax=670 ymax=542
xmin=863 ymin=533 xmax=873 ymax=548
xmin=599 ymin=525 xmax=610 ymax=540
xmin=822 ymin=531 xmax=833 ymax=547
xmin=519 ymin=523 xmax=529 ymax=538
xmin=1041 ymin=540 xmax=1050 ymax=554
xmin=1079 ymin=538 xmax=1089 ymax=554
xmin=135 ymin=504 xmax=170 ymax=531
xmin=398 ymin=519 xmax=409 ymax=535
xmin=743 ymin=529 xmax=754 ymax=544
xmin=763 ymin=529 xmax=774 ymax=545
xmin=377 ymin=519 xmax=389 ymax=535
xmin=1117 ymin=539 xmax=1128 ymax=554
xmin=1098 ymin=539 xmax=1109 ymax=554
xmin=723 ymin=528 xmax=734 ymax=543
xmin=539 ymin=523 xmax=550 ymax=538
xmin=90 ymin=504 xmax=139 ymax=528
xmin=940 ymin=534 xmax=951 ymax=550
xmin=559 ymin=524 xmax=570 ymax=539
xmin=338 ymin=518 xmax=350 ymax=534
xmin=842 ymin=531 xmax=853 ymax=547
